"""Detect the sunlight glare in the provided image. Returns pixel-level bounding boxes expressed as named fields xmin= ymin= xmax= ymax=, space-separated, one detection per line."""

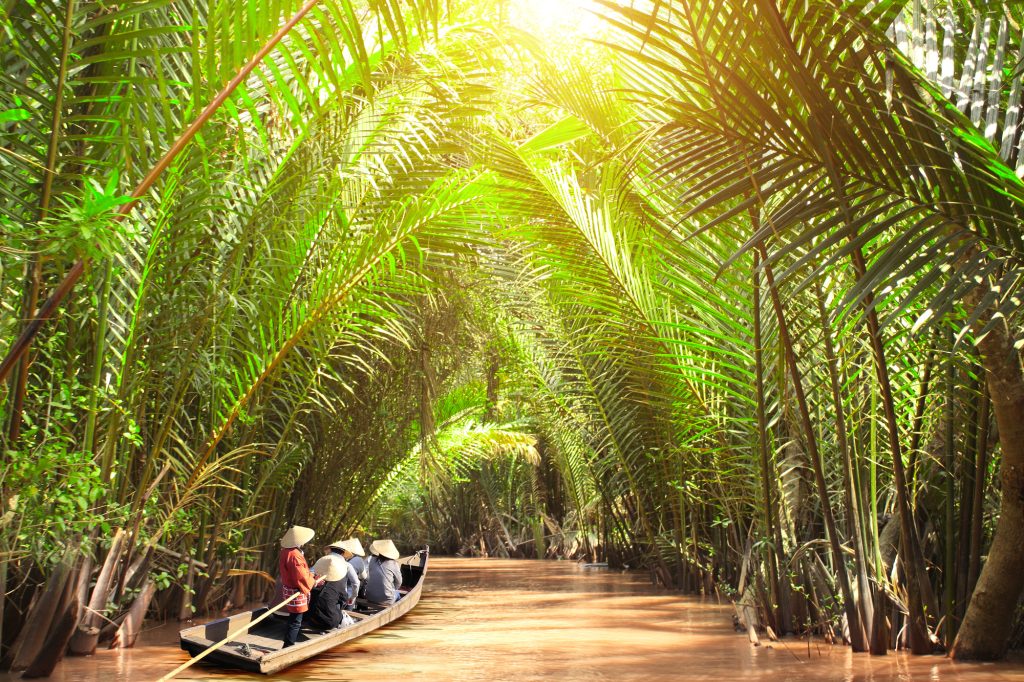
xmin=508 ymin=0 xmax=605 ymax=40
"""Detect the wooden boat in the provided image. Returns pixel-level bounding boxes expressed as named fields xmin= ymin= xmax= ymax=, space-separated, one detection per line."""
xmin=178 ymin=549 xmax=428 ymax=674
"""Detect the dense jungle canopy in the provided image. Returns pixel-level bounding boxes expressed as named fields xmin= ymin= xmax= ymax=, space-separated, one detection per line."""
xmin=3 ymin=0 xmax=1024 ymax=674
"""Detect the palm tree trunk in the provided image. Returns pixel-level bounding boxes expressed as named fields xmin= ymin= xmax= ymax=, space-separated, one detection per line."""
xmin=942 ymin=328 xmax=956 ymax=646
xmin=955 ymin=366 xmax=981 ymax=625
xmin=966 ymin=388 xmax=990 ymax=598
xmin=849 ymin=248 xmax=936 ymax=655
xmin=750 ymin=1 xmax=939 ymax=647
xmin=758 ymin=243 xmax=865 ymax=652
xmin=952 ymin=288 xmax=1024 ymax=660
xmin=907 ymin=350 xmax=936 ymax=499
xmin=6 ymin=260 xmax=41 ymax=442
xmin=83 ymin=261 xmax=113 ymax=456
xmin=813 ymin=276 xmax=873 ymax=652
xmin=753 ymin=251 xmax=789 ymax=634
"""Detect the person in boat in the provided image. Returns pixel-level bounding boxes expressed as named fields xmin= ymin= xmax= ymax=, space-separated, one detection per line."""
xmin=278 ymin=525 xmax=316 ymax=648
xmin=306 ymin=555 xmax=349 ymax=630
xmin=326 ymin=539 xmax=364 ymax=606
xmin=365 ymin=539 xmax=403 ymax=607
xmin=333 ymin=537 xmax=368 ymax=580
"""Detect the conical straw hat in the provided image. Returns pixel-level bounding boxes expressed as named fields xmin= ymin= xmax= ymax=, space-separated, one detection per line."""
xmin=312 ymin=555 xmax=345 ymax=582
xmin=329 ymin=538 xmax=365 ymax=556
xmin=280 ymin=525 xmax=315 ymax=548
xmin=369 ymin=539 xmax=400 ymax=560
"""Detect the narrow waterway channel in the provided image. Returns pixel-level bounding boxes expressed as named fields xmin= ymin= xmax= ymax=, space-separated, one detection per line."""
xmin=22 ymin=557 xmax=1024 ymax=681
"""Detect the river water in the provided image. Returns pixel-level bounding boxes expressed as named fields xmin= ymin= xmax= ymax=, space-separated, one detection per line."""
xmin=20 ymin=557 xmax=1024 ymax=681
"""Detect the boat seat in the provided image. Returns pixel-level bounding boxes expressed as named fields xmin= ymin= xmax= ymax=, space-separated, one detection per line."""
xmin=355 ymin=590 xmax=408 ymax=614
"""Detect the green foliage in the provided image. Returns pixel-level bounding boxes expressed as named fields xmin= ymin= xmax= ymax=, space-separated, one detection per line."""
xmin=1 ymin=0 xmax=1023 ymax=659
xmin=3 ymin=441 xmax=107 ymax=547
xmin=43 ymin=175 xmax=135 ymax=260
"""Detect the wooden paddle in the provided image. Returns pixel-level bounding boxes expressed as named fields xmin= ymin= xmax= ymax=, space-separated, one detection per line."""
xmin=156 ymin=592 xmax=299 ymax=682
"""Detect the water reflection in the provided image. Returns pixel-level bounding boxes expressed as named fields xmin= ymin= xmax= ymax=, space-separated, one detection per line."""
xmin=8 ymin=558 xmax=1024 ymax=681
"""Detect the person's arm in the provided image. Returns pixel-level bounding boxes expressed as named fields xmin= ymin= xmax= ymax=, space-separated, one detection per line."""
xmin=346 ymin=563 xmax=360 ymax=604
xmin=390 ymin=563 xmax=402 ymax=590
xmin=289 ymin=554 xmax=315 ymax=593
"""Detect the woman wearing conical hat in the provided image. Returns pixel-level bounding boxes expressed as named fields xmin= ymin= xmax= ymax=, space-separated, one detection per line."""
xmin=325 ymin=539 xmax=365 ymax=606
xmin=365 ymin=539 xmax=403 ymax=607
xmin=330 ymin=538 xmax=367 ymax=578
xmin=277 ymin=525 xmax=315 ymax=647
xmin=305 ymin=556 xmax=349 ymax=630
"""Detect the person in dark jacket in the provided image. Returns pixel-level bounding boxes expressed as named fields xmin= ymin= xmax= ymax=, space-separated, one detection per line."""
xmin=306 ymin=556 xmax=348 ymax=630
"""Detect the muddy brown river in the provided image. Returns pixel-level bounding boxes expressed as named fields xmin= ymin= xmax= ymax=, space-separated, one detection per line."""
xmin=16 ymin=557 xmax=1024 ymax=681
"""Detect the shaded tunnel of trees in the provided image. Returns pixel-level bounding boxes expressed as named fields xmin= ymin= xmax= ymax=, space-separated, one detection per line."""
xmin=3 ymin=0 xmax=1024 ymax=675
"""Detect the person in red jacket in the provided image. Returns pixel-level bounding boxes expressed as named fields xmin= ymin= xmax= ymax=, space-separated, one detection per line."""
xmin=277 ymin=525 xmax=315 ymax=647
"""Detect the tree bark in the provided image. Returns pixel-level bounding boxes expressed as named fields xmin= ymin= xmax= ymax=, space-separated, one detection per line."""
xmin=110 ymin=581 xmax=155 ymax=649
xmin=951 ymin=300 xmax=1024 ymax=660
xmin=22 ymin=597 xmax=78 ymax=678
xmin=82 ymin=528 xmax=125 ymax=631
xmin=4 ymin=541 xmax=78 ymax=671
